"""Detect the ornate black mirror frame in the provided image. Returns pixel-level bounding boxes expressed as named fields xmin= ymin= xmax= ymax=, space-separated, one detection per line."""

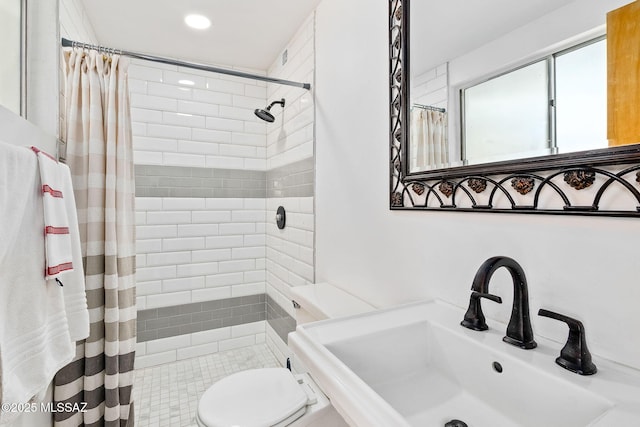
xmin=389 ymin=0 xmax=640 ymax=217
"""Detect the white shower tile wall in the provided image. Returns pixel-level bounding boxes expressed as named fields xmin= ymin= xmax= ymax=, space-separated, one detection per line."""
xmin=136 ymin=197 xmax=266 ymax=312
xmin=263 ymin=12 xmax=316 ymax=357
xmin=129 ymin=59 xmax=268 ymax=171
xmin=266 ymin=12 xmax=316 ymax=170
xmin=135 ymin=320 xmax=268 ymax=369
xmin=412 ymin=63 xmax=449 ymax=109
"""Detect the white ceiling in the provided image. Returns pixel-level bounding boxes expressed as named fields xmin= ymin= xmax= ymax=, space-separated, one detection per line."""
xmin=82 ymin=0 xmax=323 ymax=71
xmin=82 ymin=0 xmax=578 ymax=73
xmin=411 ymin=0 xmax=577 ymax=73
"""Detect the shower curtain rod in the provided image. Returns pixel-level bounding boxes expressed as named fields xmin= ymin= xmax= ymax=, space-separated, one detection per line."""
xmin=412 ymin=103 xmax=446 ymax=113
xmin=61 ymin=38 xmax=311 ymax=90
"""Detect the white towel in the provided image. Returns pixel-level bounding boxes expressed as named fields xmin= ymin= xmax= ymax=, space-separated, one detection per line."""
xmin=31 ymin=146 xmax=73 ymax=279
xmin=0 ymin=141 xmax=74 ymax=425
xmin=31 ymin=146 xmax=89 ymax=342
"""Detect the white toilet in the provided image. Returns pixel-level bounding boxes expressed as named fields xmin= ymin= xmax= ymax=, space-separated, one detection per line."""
xmin=195 ymin=283 xmax=375 ymax=427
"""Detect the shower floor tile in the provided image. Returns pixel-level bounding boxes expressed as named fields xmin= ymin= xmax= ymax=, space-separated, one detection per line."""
xmin=133 ymin=343 xmax=281 ymax=427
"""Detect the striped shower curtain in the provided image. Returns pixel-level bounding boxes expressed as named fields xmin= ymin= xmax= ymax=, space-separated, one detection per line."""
xmin=54 ymin=49 xmax=136 ymax=426
xmin=410 ymin=109 xmax=448 ymax=171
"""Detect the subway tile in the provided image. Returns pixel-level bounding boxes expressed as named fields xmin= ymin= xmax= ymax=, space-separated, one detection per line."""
xmin=130 ymin=93 xmax=177 ymax=111
xmin=136 ymin=224 xmax=177 ymax=239
xmin=204 ymin=116 xmax=244 ymax=133
xmin=136 ymin=265 xmax=176 ymax=282
xmin=162 ymin=237 xmax=205 ymax=251
xmin=218 ymin=335 xmax=255 ymax=352
xmin=205 ymin=156 xmax=245 ymax=169
xmin=192 ymin=128 xmax=232 ymax=144
xmin=157 ymin=305 xmax=181 ymax=318
xmin=137 ymin=280 xmax=163 ymax=296
xmin=134 ymin=150 xmax=163 ymax=165
xmin=148 ymin=82 xmax=193 ymax=100
xmin=191 ymin=211 xmax=232 ymax=224
xmin=206 ymin=272 xmax=245 ymax=287
xmin=131 ymin=108 xmax=163 ymax=124
xmin=134 ymin=350 xmax=176 ymax=369
xmin=137 ymin=308 xmax=159 ymax=321
xmin=219 ymin=259 xmax=255 ymax=273
xmin=162 ymin=111 xmax=206 ymax=128
xmin=167 ymin=313 xmax=192 ymax=327
xmin=136 ymin=330 xmax=158 ymax=343
xmin=136 ymin=197 xmax=164 ymax=210
xmin=178 ymin=302 xmax=204 ymax=314
xmin=177 ymin=140 xmax=220 ymax=156
xmin=128 ymin=64 xmax=164 ymax=82
xmin=192 ymin=89 xmax=233 ymax=105
xmin=192 ymin=286 xmax=232 ymax=302
xmin=145 ymin=291 xmax=195 ymax=308
xmin=232 ymin=132 xmax=266 ymax=147
xmin=192 ymin=248 xmax=232 ymax=263
xmin=146 ymin=334 xmax=191 ymax=354
xmin=219 ymin=144 xmax=258 ymax=158
xmin=205 ymin=198 xmax=245 ymax=210
xmin=191 ymin=327 xmax=231 ymax=346
xmin=231 ymin=282 xmax=266 ymax=297
xmin=218 ymin=105 xmax=253 ymax=121
xmin=147 ymin=123 xmax=191 ymax=140
xmin=146 ymin=317 xmax=170 ymax=330
xmin=244 ymin=85 xmax=267 ymax=99
xmin=146 ymin=211 xmax=192 ymax=225
xmin=205 ymin=235 xmax=244 ymax=249
xmin=232 ymin=247 xmax=266 ymax=259
xmin=231 ymin=321 xmax=266 ymax=338
xmin=179 ymin=323 xmax=204 ymax=335
xmin=163 ymin=276 xmax=205 ymax=292
xmin=163 ymin=152 xmax=206 ymax=168
xmin=162 ymin=70 xmax=207 ymax=88
xmin=206 ymin=79 xmax=245 ymax=95
xmin=178 ymin=224 xmax=219 ymax=237
xmin=178 ymin=100 xmax=220 ymax=117
xmin=136 ymin=239 xmax=163 ymax=253
xmin=219 ymin=223 xmax=256 ymax=235
xmin=176 ymin=342 xmax=219 ymax=360
xmin=134 ymin=136 xmax=178 ymax=153
xmin=176 ymin=262 xmax=219 ymax=277
xmin=163 ymin=198 xmax=206 ymax=210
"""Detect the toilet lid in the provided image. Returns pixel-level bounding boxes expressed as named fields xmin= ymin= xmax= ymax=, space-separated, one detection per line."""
xmin=198 ymin=368 xmax=308 ymax=427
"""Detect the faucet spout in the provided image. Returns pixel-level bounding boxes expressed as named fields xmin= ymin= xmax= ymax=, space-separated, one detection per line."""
xmin=468 ymin=256 xmax=537 ymax=349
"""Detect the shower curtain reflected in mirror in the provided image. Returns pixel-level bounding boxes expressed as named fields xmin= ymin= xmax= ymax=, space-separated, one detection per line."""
xmin=54 ymin=48 xmax=136 ymax=427
xmin=410 ymin=108 xmax=448 ymax=172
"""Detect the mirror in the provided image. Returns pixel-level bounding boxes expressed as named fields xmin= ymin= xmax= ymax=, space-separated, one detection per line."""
xmin=389 ymin=0 xmax=640 ymax=216
xmin=408 ymin=0 xmax=638 ymax=174
xmin=0 ymin=0 xmax=24 ymax=115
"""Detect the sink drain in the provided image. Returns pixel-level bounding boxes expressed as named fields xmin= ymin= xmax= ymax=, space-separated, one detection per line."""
xmin=444 ymin=419 xmax=468 ymax=427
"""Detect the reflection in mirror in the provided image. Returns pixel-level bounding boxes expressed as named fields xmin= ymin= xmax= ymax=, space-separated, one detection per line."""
xmin=389 ymin=0 xmax=640 ymax=216
xmin=0 ymin=0 xmax=23 ymax=115
xmin=407 ymin=0 xmax=637 ymax=174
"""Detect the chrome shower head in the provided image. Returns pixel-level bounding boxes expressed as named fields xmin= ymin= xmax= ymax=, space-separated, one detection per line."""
xmin=254 ymin=98 xmax=285 ymax=123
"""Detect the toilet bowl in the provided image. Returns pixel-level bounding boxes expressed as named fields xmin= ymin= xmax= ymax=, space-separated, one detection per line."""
xmin=195 ymin=283 xmax=375 ymax=427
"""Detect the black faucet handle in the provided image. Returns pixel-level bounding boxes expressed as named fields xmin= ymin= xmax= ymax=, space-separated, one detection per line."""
xmin=472 ymin=291 xmax=502 ymax=304
xmin=461 ymin=291 xmax=502 ymax=331
xmin=538 ymin=309 xmax=597 ymax=375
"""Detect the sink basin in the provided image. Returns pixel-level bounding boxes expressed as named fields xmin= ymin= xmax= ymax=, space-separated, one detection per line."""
xmin=289 ymin=300 xmax=640 ymax=427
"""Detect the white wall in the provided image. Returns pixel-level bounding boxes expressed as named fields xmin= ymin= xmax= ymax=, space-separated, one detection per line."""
xmin=315 ymin=0 xmax=640 ymax=371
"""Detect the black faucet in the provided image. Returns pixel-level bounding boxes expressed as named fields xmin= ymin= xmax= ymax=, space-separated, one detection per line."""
xmin=461 ymin=256 xmax=537 ymax=349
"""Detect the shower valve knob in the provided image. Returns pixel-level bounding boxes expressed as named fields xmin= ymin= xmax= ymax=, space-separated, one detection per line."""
xmin=276 ymin=206 xmax=286 ymax=229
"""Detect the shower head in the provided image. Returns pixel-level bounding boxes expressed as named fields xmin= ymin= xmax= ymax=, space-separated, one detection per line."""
xmin=254 ymin=98 xmax=285 ymax=123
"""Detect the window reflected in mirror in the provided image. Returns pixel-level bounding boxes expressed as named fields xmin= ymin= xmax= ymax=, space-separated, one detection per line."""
xmin=462 ymin=38 xmax=606 ymax=166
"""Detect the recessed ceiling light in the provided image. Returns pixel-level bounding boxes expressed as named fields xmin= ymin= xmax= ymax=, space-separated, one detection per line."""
xmin=185 ymin=14 xmax=211 ymax=30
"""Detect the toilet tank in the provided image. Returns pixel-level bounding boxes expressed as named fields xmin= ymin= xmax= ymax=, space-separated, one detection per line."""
xmin=289 ymin=283 xmax=375 ymax=324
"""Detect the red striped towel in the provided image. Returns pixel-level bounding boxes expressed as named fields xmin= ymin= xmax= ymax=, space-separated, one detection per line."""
xmin=31 ymin=146 xmax=74 ymax=279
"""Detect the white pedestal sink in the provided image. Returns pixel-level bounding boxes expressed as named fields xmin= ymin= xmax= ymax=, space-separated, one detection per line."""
xmin=289 ymin=300 xmax=640 ymax=427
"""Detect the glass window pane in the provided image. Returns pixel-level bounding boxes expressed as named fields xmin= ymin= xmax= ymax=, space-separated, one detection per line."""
xmin=463 ymin=60 xmax=549 ymax=165
xmin=555 ymin=39 xmax=607 ymax=153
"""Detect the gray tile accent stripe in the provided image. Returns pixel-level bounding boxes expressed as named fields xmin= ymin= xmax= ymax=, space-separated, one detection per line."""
xmin=137 ymin=294 xmax=266 ymax=342
xmin=267 ymin=157 xmax=314 ymax=198
xmin=135 ymin=165 xmax=266 ymax=198
xmin=266 ymin=294 xmax=297 ymax=344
